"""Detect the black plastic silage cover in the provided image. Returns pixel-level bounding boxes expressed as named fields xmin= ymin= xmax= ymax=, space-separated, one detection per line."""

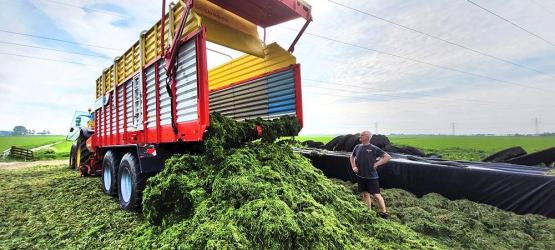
xmin=301 ymin=150 xmax=555 ymax=218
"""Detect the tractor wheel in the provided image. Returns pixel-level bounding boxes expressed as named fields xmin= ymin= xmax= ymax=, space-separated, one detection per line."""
xmin=75 ymin=134 xmax=92 ymax=176
xmin=118 ymin=152 xmax=146 ymax=211
xmin=77 ymin=136 xmax=91 ymax=167
xmin=69 ymin=143 xmax=77 ymax=170
xmin=101 ymin=151 xmax=120 ymax=196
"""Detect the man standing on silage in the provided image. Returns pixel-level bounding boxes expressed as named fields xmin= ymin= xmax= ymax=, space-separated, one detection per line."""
xmin=350 ymin=130 xmax=391 ymax=219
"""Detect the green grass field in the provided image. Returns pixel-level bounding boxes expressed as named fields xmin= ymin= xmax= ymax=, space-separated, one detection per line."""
xmin=297 ymin=135 xmax=555 ymax=161
xmin=33 ymin=140 xmax=74 ymax=160
xmin=0 ymin=135 xmax=66 ymax=151
xmin=0 ymin=136 xmax=72 ymax=161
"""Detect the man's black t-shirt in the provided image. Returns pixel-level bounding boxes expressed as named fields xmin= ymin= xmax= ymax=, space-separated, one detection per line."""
xmin=352 ymin=143 xmax=385 ymax=179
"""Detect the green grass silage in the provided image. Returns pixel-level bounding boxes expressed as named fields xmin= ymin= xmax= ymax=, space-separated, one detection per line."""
xmin=138 ymin=113 xmax=442 ymax=248
xmin=138 ymin=143 xmax=442 ymax=249
xmin=336 ymin=180 xmax=555 ymax=249
xmin=0 ymin=165 xmax=140 ymax=249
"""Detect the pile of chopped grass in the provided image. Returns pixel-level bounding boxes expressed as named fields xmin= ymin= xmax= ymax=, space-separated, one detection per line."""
xmin=388 ymin=190 xmax=555 ymax=249
xmin=335 ymin=180 xmax=555 ymax=249
xmin=136 ymin=113 xmax=442 ymax=249
xmin=203 ymin=112 xmax=302 ymax=161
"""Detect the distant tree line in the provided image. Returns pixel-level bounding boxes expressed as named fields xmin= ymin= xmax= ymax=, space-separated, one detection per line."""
xmin=0 ymin=126 xmax=51 ymax=136
xmin=13 ymin=126 xmax=27 ymax=135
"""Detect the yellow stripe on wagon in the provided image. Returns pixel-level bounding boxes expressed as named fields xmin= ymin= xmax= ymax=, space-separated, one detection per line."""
xmin=207 ymin=43 xmax=296 ymax=91
xmin=95 ymin=0 xmax=284 ymax=99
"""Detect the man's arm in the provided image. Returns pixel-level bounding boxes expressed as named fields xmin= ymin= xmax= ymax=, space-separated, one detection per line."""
xmin=350 ymin=145 xmax=359 ymax=173
xmin=373 ymin=152 xmax=391 ymax=170
xmin=350 ymin=154 xmax=358 ymax=173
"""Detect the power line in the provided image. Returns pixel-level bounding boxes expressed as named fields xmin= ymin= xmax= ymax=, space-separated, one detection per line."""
xmin=528 ymin=0 xmax=555 ymax=18
xmin=296 ymin=50 xmax=553 ymax=108
xmin=326 ymin=0 xmax=555 ymax=78
xmin=303 ymin=82 xmax=547 ymax=111
xmin=0 ymin=52 xmax=98 ymax=66
xmin=0 ymin=29 xmax=119 ymax=51
xmin=303 ymin=85 xmax=462 ymax=107
xmin=466 ymin=0 xmax=555 ymax=47
xmin=307 ymin=122 xmax=545 ymax=132
xmin=282 ymin=27 xmax=552 ymax=93
xmin=303 ymin=77 xmax=545 ymax=108
xmin=303 ymin=83 xmax=552 ymax=114
xmin=0 ymin=41 xmax=110 ymax=59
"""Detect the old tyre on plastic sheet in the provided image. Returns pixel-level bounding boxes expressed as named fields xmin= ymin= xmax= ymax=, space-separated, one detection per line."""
xmin=335 ymin=134 xmax=359 ymax=152
xmin=343 ymin=134 xmax=360 ymax=152
xmin=370 ymin=134 xmax=390 ymax=149
xmin=101 ymin=151 xmax=120 ymax=196
xmin=301 ymin=140 xmax=324 ymax=149
xmin=335 ymin=134 xmax=354 ymax=151
xmin=506 ymin=147 xmax=555 ymax=166
xmin=69 ymin=143 xmax=77 ymax=169
xmin=301 ymin=140 xmax=324 ymax=148
xmin=401 ymin=146 xmax=426 ymax=157
xmin=324 ymin=135 xmax=344 ymax=151
xmin=384 ymin=144 xmax=406 ymax=154
xmin=482 ymin=146 xmax=527 ymax=162
xmin=118 ymin=152 xmax=146 ymax=211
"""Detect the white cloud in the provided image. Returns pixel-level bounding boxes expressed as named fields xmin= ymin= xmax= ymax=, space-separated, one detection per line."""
xmin=0 ymin=0 xmax=554 ymax=135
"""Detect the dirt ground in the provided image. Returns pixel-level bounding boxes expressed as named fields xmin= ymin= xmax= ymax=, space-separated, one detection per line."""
xmin=0 ymin=160 xmax=67 ymax=170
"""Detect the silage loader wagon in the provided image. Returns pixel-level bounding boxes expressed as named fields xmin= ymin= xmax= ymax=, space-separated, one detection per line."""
xmin=70 ymin=0 xmax=312 ymax=211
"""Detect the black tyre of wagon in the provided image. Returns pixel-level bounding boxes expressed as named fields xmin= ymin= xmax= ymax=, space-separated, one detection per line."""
xmin=101 ymin=150 xmax=120 ymax=196
xmin=118 ymin=152 xmax=146 ymax=211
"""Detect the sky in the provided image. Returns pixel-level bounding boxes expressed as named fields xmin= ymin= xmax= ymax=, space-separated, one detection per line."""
xmin=0 ymin=0 xmax=554 ymax=135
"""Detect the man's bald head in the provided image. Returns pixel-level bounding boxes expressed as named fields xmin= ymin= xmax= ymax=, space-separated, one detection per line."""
xmin=360 ymin=130 xmax=373 ymax=144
